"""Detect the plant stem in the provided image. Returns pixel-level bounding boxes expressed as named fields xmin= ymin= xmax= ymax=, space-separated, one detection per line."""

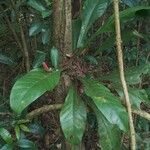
xmin=132 ymin=109 xmax=150 ymax=122
xmin=26 ymin=104 xmax=63 ymax=119
xmin=113 ymin=0 xmax=136 ymax=149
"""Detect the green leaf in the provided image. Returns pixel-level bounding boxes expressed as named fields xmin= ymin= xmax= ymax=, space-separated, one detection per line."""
xmin=93 ymin=104 xmax=121 ymax=150
xmin=82 ymin=78 xmax=129 ymax=132
xmin=17 ymin=139 xmax=37 ymax=149
xmin=72 ymin=19 xmax=82 ymax=50
xmin=28 ymin=123 xmax=45 ymax=136
xmin=32 ymin=51 xmax=46 ymax=69
xmin=42 ymin=28 xmax=50 ymax=44
xmin=77 ymin=0 xmax=109 ymax=48
xmin=27 ymin=0 xmax=46 ymax=12
xmin=60 ymin=86 xmax=87 ymax=145
xmin=0 ymin=54 xmax=15 ymax=66
xmin=89 ymin=6 xmax=150 ymax=42
xmin=0 ymin=128 xmax=13 ymax=144
xmin=116 ymin=88 xmax=150 ymax=109
xmin=0 ymin=144 xmax=13 ymax=150
xmin=101 ymin=6 xmax=150 ymax=33
xmin=101 ymin=63 xmax=150 ymax=85
xmin=10 ymin=69 xmax=60 ymax=114
xmin=15 ymin=126 xmax=21 ymax=140
xmin=122 ymin=0 xmax=139 ymax=7
xmin=20 ymin=125 xmax=30 ymax=133
xmin=29 ymin=22 xmax=43 ymax=36
xmin=95 ymin=30 xmax=137 ymax=53
xmin=50 ymin=47 xmax=59 ymax=69
xmin=41 ymin=10 xmax=52 ymax=18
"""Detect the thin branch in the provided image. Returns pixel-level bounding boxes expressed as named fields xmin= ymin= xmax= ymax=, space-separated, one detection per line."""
xmin=0 ymin=112 xmax=12 ymax=116
xmin=113 ymin=0 xmax=136 ymax=149
xmin=19 ymin=22 xmax=30 ymax=72
xmin=26 ymin=104 xmax=63 ymax=120
xmin=132 ymin=109 xmax=150 ymax=121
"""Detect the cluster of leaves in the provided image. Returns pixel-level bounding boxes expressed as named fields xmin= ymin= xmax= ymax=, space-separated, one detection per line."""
xmin=0 ymin=0 xmax=150 ymax=149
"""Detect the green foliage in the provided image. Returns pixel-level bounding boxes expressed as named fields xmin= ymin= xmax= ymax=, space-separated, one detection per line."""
xmin=50 ymin=47 xmax=59 ymax=69
xmin=0 ymin=0 xmax=150 ymax=149
xmin=0 ymin=128 xmax=13 ymax=144
xmin=60 ymin=86 xmax=87 ymax=145
xmin=0 ymin=54 xmax=15 ymax=66
xmin=10 ymin=69 xmax=60 ymax=114
xmin=77 ymin=0 xmax=110 ymax=48
xmin=82 ymin=78 xmax=129 ymax=132
xmin=89 ymin=6 xmax=150 ymax=42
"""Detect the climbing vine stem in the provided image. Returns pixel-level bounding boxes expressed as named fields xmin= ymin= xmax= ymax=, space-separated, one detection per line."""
xmin=113 ymin=0 xmax=136 ymax=149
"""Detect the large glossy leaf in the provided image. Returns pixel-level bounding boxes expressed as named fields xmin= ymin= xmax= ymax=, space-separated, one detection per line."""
xmin=77 ymin=0 xmax=109 ymax=48
xmin=91 ymin=102 xmax=121 ymax=150
xmin=10 ymin=69 xmax=60 ymax=114
xmin=60 ymin=86 xmax=87 ymax=145
xmin=82 ymin=78 xmax=128 ymax=132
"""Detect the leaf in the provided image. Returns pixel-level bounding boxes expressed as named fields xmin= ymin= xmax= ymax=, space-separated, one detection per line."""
xmin=10 ymin=69 xmax=60 ymax=114
xmin=14 ymin=126 xmax=21 ymax=140
xmin=50 ymin=47 xmax=59 ymax=69
xmin=27 ymin=0 xmax=51 ymax=18
xmin=27 ymin=0 xmax=46 ymax=12
xmin=0 ymin=144 xmax=13 ymax=150
xmin=77 ymin=0 xmax=109 ymax=48
xmin=95 ymin=30 xmax=137 ymax=53
xmin=116 ymin=88 xmax=150 ymax=109
xmin=89 ymin=6 xmax=150 ymax=42
xmin=122 ymin=0 xmax=139 ymax=7
xmin=42 ymin=28 xmax=50 ymax=44
xmin=60 ymin=86 xmax=87 ymax=145
xmin=28 ymin=123 xmax=45 ymax=136
xmin=20 ymin=125 xmax=30 ymax=133
xmin=41 ymin=10 xmax=52 ymax=18
xmin=17 ymin=139 xmax=37 ymax=149
xmin=92 ymin=103 xmax=121 ymax=150
xmin=82 ymin=78 xmax=129 ymax=132
xmin=0 ymin=128 xmax=13 ymax=144
xmin=101 ymin=63 xmax=150 ymax=85
xmin=100 ymin=6 xmax=150 ymax=33
xmin=72 ymin=19 xmax=82 ymax=50
xmin=0 ymin=54 xmax=15 ymax=66
xmin=29 ymin=22 xmax=43 ymax=36
xmin=84 ymin=55 xmax=98 ymax=65
xmin=32 ymin=51 xmax=46 ymax=69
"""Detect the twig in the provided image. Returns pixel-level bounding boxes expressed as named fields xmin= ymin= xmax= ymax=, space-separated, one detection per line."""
xmin=19 ymin=23 xmax=30 ymax=72
xmin=0 ymin=112 xmax=12 ymax=116
xmin=113 ymin=0 xmax=136 ymax=149
xmin=132 ymin=109 xmax=150 ymax=121
xmin=26 ymin=104 xmax=63 ymax=120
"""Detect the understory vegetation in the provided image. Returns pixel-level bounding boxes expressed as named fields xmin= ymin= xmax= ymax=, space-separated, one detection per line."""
xmin=0 ymin=0 xmax=150 ymax=149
